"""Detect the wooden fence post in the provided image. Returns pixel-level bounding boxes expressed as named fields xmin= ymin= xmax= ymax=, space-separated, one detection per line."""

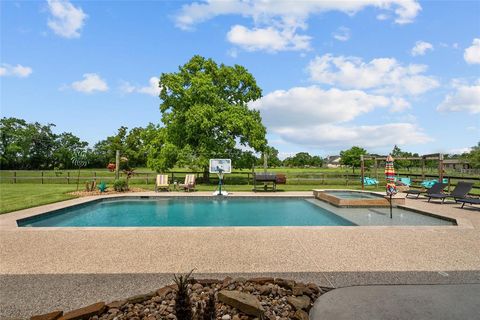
xmin=94 ymin=171 xmax=97 ymax=182
xmin=41 ymin=171 xmax=44 ymax=184
xmin=146 ymin=173 xmax=149 ymax=184
xmin=13 ymin=171 xmax=16 ymax=184
xmin=67 ymin=172 xmax=70 ymax=184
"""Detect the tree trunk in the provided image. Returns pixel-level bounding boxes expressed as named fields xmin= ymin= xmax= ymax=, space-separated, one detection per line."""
xmin=352 ymin=167 xmax=355 ymax=174
xmin=203 ymin=167 xmax=210 ymax=183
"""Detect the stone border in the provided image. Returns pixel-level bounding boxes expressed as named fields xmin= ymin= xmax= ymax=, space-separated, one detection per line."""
xmin=28 ymin=277 xmax=329 ymax=320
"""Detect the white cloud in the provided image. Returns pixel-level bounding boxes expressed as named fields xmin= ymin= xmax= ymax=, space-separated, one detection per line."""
xmin=390 ymin=97 xmax=411 ymax=112
xmin=274 ymin=123 xmax=432 ymax=148
xmin=464 ymin=38 xmax=480 ymax=64
xmin=307 ymin=54 xmax=439 ymax=96
xmin=70 ymin=73 xmax=108 ymax=93
xmin=176 ymin=0 xmax=421 ymax=30
xmin=250 ymin=86 xmax=390 ymax=127
xmin=121 ymin=77 xmax=160 ymax=96
xmin=411 ymin=41 xmax=433 ymax=56
xmin=47 ymin=0 xmax=87 ymax=38
xmin=332 ymin=26 xmax=350 ymax=42
xmin=437 ymin=80 xmax=480 ymax=114
xmin=175 ymin=0 xmax=420 ymax=52
xmin=250 ymin=85 xmax=431 ymax=149
xmin=448 ymin=147 xmax=472 ymax=155
xmin=0 ymin=63 xmax=33 ymax=77
xmin=226 ymin=25 xmax=311 ymax=52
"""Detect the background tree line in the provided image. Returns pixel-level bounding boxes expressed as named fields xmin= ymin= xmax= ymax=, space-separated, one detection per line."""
xmin=0 ymin=117 xmax=325 ymax=170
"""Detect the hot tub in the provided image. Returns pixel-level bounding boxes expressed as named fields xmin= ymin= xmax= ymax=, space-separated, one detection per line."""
xmin=313 ymin=189 xmax=405 ymax=207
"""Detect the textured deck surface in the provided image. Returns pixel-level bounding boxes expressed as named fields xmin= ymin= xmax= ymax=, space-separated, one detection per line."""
xmin=0 ymin=192 xmax=479 ymax=318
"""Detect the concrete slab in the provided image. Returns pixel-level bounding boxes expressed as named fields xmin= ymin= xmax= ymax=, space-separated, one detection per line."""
xmin=1 ymin=192 xmax=479 ymax=318
xmin=310 ymin=284 xmax=480 ymax=320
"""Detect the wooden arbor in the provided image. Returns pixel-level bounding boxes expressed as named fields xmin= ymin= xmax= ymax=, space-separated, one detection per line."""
xmin=360 ymin=153 xmax=444 ymax=190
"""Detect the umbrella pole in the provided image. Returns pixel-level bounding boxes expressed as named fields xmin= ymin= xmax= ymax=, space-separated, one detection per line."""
xmin=389 ymin=194 xmax=393 ymax=219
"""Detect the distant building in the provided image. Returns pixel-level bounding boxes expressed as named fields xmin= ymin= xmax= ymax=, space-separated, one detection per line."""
xmin=325 ymin=156 xmax=342 ymax=168
xmin=443 ymin=159 xmax=471 ymax=170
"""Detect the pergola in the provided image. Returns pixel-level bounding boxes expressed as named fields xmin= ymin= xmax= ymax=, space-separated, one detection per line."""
xmin=360 ymin=153 xmax=445 ymax=190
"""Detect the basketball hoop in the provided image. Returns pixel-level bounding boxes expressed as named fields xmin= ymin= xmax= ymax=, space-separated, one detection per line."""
xmin=210 ymin=159 xmax=231 ymax=196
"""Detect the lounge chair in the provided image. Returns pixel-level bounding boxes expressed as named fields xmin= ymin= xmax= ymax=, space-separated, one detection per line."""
xmin=426 ymin=182 xmax=474 ymax=203
xmin=404 ymin=182 xmax=447 ymax=199
xmin=363 ymin=177 xmax=379 ymax=186
xmin=397 ymin=177 xmax=411 ymax=186
xmin=421 ymin=178 xmax=448 ymax=188
xmin=179 ymin=174 xmax=196 ymax=192
xmin=456 ymin=197 xmax=480 ymax=208
xmin=155 ymin=174 xmax=170 ymax=192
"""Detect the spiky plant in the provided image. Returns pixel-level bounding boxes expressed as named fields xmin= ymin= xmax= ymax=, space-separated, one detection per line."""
xmin=173 ymin=269 xmax=194 ymax=320
xmin=202 ymin=293 xmax=216 ymax=320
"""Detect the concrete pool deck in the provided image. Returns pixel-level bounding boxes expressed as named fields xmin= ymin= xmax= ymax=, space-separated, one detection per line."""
xmin=0 ymin=191 xmax=479 ymax=318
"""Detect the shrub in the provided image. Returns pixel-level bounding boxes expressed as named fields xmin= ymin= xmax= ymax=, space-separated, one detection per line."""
xmin=113 ymin=179 xmax=128 ymax=192
xmin=174 ymin=270 xmax=194 ymax=320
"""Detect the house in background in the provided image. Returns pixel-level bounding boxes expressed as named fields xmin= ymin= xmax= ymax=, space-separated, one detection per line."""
xmin=325 ymin=156 xmax=342 ymax=168
xmin=443 ymin=159 xmax=471 ymax=171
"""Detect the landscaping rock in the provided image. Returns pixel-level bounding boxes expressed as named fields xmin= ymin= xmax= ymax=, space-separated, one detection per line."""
xmin=248 ymin=277 xmax=274 ymax=285
xmin=106 ymin=300 xmax=125 ymax=309
xmin=156 ymin=286 xmax=173 ymax=298
xmin=36 ymin=277 xmax=326 ymax=320
xmin=218 ymin=290 xmax=264 ymax=317
xmin=286 ymin=295 xmax=311 ymax=310
xmin=294 ymin=309 xmax=309 ymax=320
xmin=275 ymin=278 xmax=295 ymax=290
xmin=59 ymin=302 xmax=105 ymax=320
xmin=30 ymin=310 xmax=63 ymax=320
xmin=126 ymin=292 xmax=155 ymax=304
xmin=196 ymin=278 xmax=221 ymax=285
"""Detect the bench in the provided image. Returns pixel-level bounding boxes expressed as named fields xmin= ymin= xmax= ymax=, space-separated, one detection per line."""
xmin=253 ymin=173 xmax=286 ymax=192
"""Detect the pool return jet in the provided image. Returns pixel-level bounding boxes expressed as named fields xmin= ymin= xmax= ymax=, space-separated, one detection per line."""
xmin=210 ymin=159 xmax=231 ymax=196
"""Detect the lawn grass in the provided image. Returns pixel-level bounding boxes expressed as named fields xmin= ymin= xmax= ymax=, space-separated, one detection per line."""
xmin=0 ymin=184 xmax=79 ymax=214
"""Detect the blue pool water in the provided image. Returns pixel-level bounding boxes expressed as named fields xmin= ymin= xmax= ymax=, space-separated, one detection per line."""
xmin=18 ymin=198 xmax=356 ymax=227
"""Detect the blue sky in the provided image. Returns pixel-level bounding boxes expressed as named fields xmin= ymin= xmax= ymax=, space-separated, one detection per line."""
xmin=1 ymin=0 xmax=479 ymax=158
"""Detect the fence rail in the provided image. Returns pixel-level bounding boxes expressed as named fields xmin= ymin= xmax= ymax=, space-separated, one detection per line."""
xmin=1 ymin=170 xmax=479 ymax=191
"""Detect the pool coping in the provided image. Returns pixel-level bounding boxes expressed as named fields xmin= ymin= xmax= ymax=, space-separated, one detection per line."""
xmin=0 ymin=191 xmax=473 ymax=230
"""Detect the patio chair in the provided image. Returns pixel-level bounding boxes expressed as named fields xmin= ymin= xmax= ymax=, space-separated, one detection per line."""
xmin=426 ymin=181 xmax=474 ymax=203
xmin=398 ymin=177 xmax=411 ymax=186
xmin=179 ymin=174 xmax=196 ymax=192
xmin=363 ymin=177 xmax=379 ymax=186
xmin=456 ymin=197 xmax=480 ymax=208
xmin=421 ymin=178 xmax=448 ymax=188
xmin=404 ymin=182 xmax=447 ymax=199
xmin=154 ymin=174 xmax=170 ymax=192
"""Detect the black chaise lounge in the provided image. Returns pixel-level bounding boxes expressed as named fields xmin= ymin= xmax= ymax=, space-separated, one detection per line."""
xmin=404 ymin=182 xmax=447 ymax=199
xmin=456 ymin=197 xmax=480 ymax=208
xmin=426 ymin=181 xmax=474 ymax=203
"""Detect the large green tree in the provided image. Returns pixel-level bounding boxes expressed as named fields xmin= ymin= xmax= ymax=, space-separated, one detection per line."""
xmin=92 ymin=126 xmax=147 ymax=168
xmin=465 ymin=142 xmax=480 ymax=168
xmin=150 ymin=55 xmax=267 ymax=177
xmin=283 ymin=152 xmax=323 ymax=167
xmin=340 ymin=146 xmax=367 ymax=173
xmin=257 ymin=146 xmax=282 ymax=167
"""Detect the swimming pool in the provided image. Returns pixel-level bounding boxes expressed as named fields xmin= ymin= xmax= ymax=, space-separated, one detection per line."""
xmin=17 ymin=197 xmax=454 ymax=227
